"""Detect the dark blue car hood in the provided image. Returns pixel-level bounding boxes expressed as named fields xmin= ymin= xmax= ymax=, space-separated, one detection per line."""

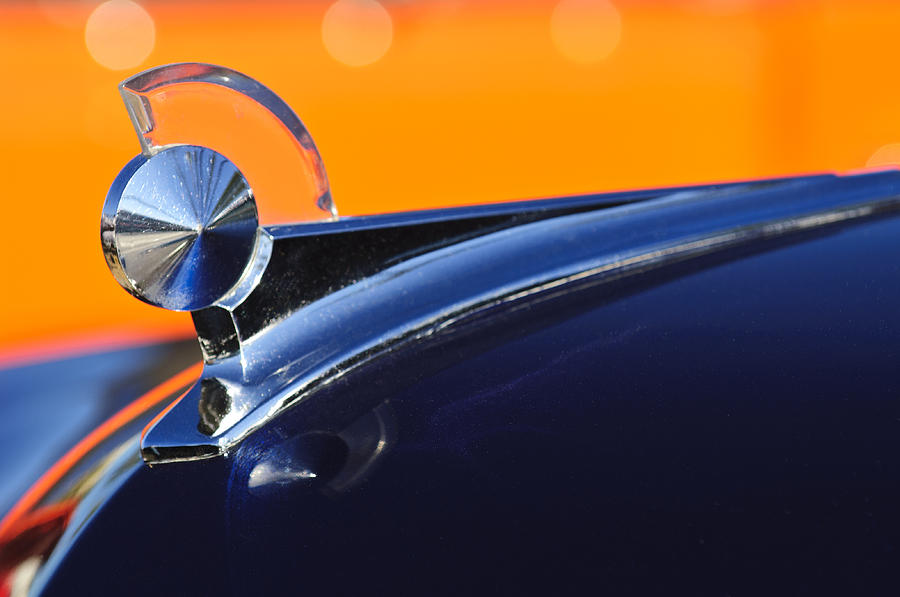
xmin=6 ymin=172 xmax=900 ymax=595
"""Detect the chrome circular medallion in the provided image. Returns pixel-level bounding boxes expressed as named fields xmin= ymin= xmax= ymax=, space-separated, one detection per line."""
xmin=101 ymin=145 xmax=259 ymax=311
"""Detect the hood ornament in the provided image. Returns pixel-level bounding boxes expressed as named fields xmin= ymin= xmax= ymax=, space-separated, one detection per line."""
xmin=99 ymin=68 xmax=900 ymax=467
xmin=101 ymin=63 xmax=650 ymax=465
xmin=101 ymin=62 xmax=335 ymax=314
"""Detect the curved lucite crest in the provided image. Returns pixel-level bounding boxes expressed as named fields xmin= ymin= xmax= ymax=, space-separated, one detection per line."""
xmin=102 ymin=63 xmax=335 ymax=311
xmin=120 ymin=62 xmax=335 ymax=223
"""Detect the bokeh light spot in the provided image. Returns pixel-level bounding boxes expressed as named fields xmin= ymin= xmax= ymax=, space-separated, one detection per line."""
xmin=84 ymin=0 xmax=155 ymax=71
xmin=551 ymin=0 xmax=622 ymax=65
xmin=322 ymin=0 xmax=393 ymax=67
xmin=866 ymin=143 xmax=900 ymax=169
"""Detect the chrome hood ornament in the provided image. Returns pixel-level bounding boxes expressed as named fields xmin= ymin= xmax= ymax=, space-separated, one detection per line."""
xmin=103 ymin=64 xmax=879 ymax=467
xmin=101 ymin=62 xmax=335 ymax=313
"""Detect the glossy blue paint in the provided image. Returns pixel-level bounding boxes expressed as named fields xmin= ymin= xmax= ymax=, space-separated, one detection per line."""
xmin=0 ymin=340 xmax=198 ymax=518
xmin=30 ymin=174 xmax=900 ymax=594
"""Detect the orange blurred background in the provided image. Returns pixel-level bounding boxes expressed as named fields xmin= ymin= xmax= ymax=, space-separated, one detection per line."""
xmin=2 ymin=0 xmax=900 ymax=362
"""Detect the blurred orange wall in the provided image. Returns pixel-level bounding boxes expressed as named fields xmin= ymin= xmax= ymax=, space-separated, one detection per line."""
xmin=2 ymin=0 xmax=900 ymax=359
